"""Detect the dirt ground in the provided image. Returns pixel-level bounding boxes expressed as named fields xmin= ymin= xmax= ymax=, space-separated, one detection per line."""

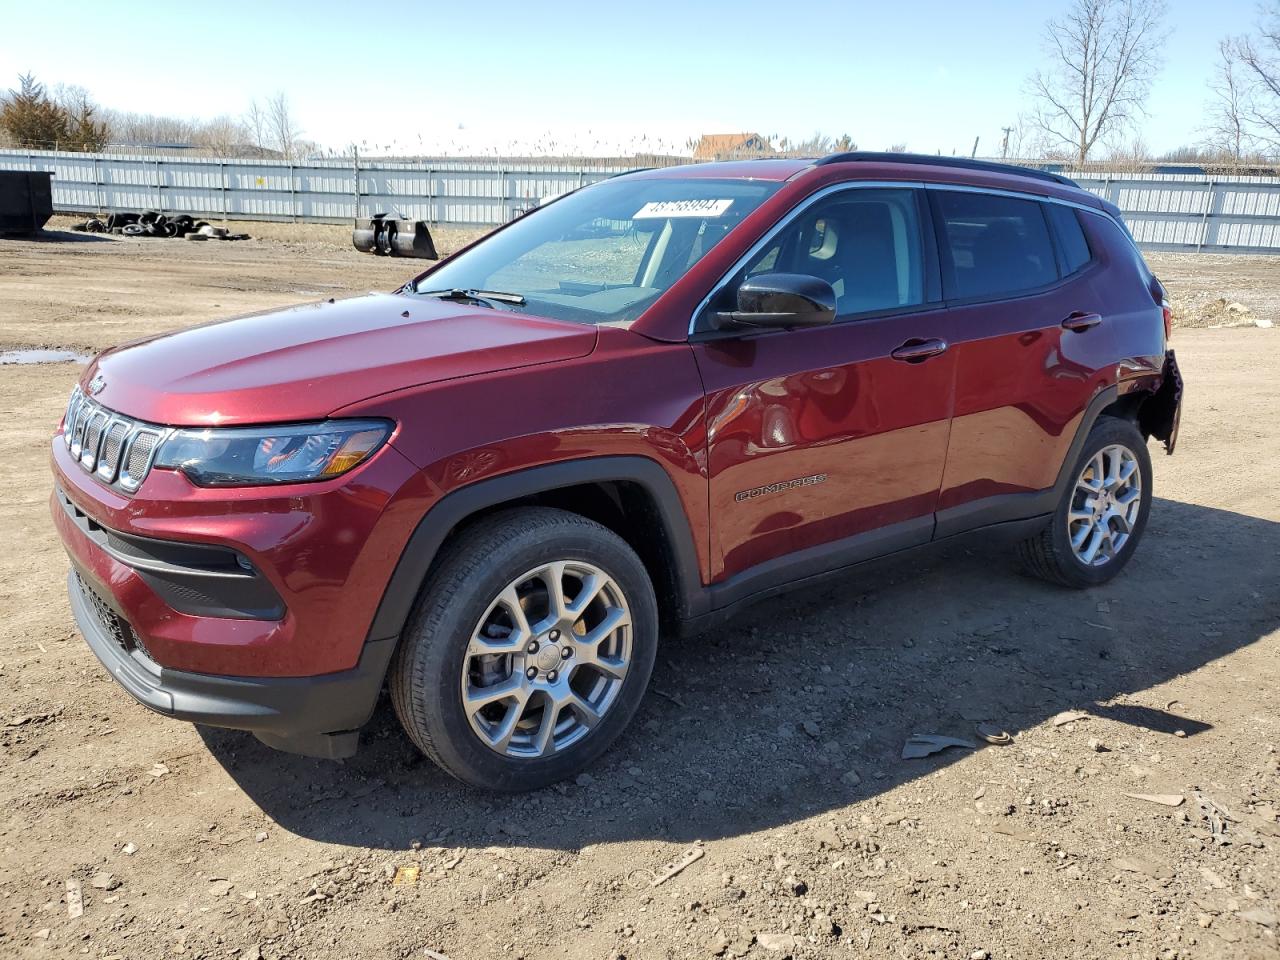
xmin=1 ymin=223 xmax=1278 ymax=960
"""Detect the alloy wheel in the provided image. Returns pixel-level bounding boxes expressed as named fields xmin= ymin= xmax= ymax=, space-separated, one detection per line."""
xmin=1067 ymin=443 xmax=1143 ymax=567
xmin=460 ymin=561 xmax=632 ymax=758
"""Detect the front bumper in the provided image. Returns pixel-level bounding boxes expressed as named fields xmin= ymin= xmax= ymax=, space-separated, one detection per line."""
xmin=50 ymin=433 xmax=428 ymax=677
xmin=67 ymin=566 xmax=394 ymax=758
xmin=50 ymin=422 xmax=434 ymax=758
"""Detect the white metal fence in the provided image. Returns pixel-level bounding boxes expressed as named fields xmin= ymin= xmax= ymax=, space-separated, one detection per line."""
xmin=3 ymin=148 xmax=1279 ymax=253
xmin=0 ymin=149 xmax=637 ymax=227
xmin=1072 ymin=171 xmax=1280 ymax=254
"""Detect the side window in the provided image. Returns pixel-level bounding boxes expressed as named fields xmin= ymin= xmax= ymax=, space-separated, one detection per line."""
xmin=1045 ymin=203 xmax=1092 ymax=276
xmin=934 ymin=191 xmax=1058 ymax=300
xmin=734 ymin=188 xmax=926 ymax=318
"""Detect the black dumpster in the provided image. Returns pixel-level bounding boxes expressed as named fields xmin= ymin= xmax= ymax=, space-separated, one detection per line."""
xmin=0 ymin=170 xmax=54 ymax=235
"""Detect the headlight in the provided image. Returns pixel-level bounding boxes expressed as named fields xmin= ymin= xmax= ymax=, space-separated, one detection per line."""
xmin=153 ymin=420 xmax=392 ymax=487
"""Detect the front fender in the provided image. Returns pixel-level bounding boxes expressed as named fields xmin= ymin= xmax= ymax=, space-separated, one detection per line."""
xmin=364 ymin=455 xmax=708 ymax=643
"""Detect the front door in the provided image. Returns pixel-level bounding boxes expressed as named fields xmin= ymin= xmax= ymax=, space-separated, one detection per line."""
xmin=691 ymin=186 xmax=955 ymax=600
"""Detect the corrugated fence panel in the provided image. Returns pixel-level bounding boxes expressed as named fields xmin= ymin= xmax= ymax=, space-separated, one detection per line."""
xmin=1218 ymin=183 xmax=1280 ymax=218
xmin=2 ymin=149 xmax=1277 ymax=251
xmin=1114 ymin=183 xmax=1213 ymax=215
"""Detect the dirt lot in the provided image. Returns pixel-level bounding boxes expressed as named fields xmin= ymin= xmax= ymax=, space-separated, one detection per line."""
xmin=1 ymin=224 xmax=1278 ymax=960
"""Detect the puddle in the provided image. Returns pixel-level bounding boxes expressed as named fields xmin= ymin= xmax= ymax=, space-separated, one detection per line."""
xmin=0 ymin=349 xmax=92 ymax=365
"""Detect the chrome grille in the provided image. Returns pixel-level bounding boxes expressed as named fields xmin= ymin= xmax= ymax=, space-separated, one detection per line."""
xmin=61 ymin=386 xmax=171 ymax=494
xmin=124 ymin=431 xmax=158 ymax=484
xmin=80 ymin=410 xmax=108 ymax=469
xmin=96 ymin=420 xmax=130 ymax=482
xmin=68 ymin=396 xmax=90 ymax=458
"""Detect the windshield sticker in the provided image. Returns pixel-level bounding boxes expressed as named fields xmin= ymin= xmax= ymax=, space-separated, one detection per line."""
xmin=633 ymin=198 xmax=734 ymax=219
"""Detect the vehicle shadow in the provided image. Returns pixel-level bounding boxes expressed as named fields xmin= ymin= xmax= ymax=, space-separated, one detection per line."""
xmin=199 ymin=496 xmax=1280 ymax=851
xmin=18 ymin=229 xmax=116 ymax=243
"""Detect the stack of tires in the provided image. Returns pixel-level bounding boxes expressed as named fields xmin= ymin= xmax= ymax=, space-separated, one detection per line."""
xmin=76 ymin=212 xmax=250 ymax=241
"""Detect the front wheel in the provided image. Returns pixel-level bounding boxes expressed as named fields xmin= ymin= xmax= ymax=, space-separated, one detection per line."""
xmin=1017 ymin=416 xmax=1153 ymax=588
xmin=390 ymin=507 xmax=658 ymax=791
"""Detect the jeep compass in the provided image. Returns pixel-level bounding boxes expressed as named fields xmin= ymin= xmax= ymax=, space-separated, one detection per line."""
xmin=52 ymin=153 xmax=1182 ymax=791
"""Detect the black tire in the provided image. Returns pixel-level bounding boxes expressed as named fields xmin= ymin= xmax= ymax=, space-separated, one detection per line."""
xmin=1018 ymin=416 xmax=1153 ymax=588
xmin=390 ymin=507 xmax=658 ymax=791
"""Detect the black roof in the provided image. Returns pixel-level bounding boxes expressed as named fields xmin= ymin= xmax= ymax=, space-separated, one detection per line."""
xmin=814 ymin=152 xmax=1078 ymax=188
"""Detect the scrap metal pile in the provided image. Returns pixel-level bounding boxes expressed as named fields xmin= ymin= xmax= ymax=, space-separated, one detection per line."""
xmin=73 ymin=212 xmax=250 ymax=241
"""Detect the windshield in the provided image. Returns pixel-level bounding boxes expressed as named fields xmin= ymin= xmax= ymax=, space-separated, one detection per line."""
xmin=411 ymin=177 xmax=781 ymax=325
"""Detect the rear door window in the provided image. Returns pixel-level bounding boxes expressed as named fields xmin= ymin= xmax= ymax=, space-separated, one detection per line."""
xmin=933 ymin=191 xmax=1058 ymax=300
xmin=1045 ymin=203 xmax=1093 ymax=276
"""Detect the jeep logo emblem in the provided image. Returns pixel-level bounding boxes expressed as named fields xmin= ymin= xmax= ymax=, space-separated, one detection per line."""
xmin=88 ymin=374 xmax=106 ymax=396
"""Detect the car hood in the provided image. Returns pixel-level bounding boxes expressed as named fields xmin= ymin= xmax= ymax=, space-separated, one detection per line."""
xmin=83 ymin=294 xmax=598 ymax=426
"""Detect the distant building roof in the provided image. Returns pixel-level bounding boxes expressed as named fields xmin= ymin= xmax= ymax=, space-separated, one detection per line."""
xmin=692 ymin=133 xmax=773 ymax=161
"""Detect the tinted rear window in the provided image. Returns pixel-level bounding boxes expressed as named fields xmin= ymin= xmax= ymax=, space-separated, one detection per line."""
xmin=1046 ymin=203 xmax=1092 ymax=275
xmin=935 ymin=191 xmax=1057 ymax=300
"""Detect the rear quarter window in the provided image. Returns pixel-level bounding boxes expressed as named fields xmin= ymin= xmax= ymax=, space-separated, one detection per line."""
xmin=1045 ymin=203 xmax=1092 ymax=276
xmin=934 ymin=191 xmax=1058 ymax=300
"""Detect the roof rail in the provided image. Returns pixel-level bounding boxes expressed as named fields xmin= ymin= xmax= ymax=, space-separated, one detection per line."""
xmin=813 ymin=151 xmax=1078 ymax=187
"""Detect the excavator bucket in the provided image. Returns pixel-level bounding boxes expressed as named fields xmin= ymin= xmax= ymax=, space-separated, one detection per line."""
xmin=352 ymin=215 xmax=438 ymax=259
xmin=390 ymin=220 xmax=438 ymax=259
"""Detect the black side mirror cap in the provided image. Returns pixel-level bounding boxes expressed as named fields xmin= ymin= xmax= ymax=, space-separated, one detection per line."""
xmin=714 ymin=273 xmax=837 ymax=331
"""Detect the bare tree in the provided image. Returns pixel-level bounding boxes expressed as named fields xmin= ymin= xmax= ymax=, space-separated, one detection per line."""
xmin=193 ymin=115 xmax=249 ymax=157
xmin=244 ymin=99 xmax=268 ymax=156
xmin=52 ymin=82 xmax=93 ymax=117
xmin=1029 ymin=0 xmax=1169 ymax=164
xmin=265 ymin=91 xmax=301 ymax=161
xmin=53 ymin=84 xmax=109 ymax=151
xmin=1103 ymin=134 xmax=1152 ymax=168
xmin=1204 ymin=40 xmax=1254 ymax=161
xmin=103 ymin=109 xmax=197 ymax=146
xmin=1000 ymin=114 xmax=1047 ymax=159
xmin=1228 ymin=2 xmax=1280 ymax=155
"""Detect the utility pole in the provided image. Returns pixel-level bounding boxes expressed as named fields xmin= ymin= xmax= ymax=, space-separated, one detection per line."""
xmin=970 ymin=136 xmax=980 ymax=159
xmin=1001 ymin=126 xmax=1014 ymax=159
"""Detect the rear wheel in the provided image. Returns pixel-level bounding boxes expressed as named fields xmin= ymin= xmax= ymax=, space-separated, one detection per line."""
xmin=390 ymin=507 xmax=657 ymax=791
xmin=1018 ymin=416 xmax=1153 ymax=588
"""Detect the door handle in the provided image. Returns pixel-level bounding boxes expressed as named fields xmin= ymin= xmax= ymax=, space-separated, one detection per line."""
xmin=891 ymin=338 xmax=948 ymax=363
xmin=1061 ymin=311 xmax=1103 ymax=332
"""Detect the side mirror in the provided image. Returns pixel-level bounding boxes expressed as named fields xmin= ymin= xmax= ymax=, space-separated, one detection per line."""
xmin=715 ymin=273 xmax=836 ymax=331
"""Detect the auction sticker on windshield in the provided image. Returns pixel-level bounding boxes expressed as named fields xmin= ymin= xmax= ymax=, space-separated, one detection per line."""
xmin=634 ymin=198 xmax=734 ymax=218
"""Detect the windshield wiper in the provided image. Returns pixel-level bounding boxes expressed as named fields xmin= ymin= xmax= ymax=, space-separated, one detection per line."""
xmin=416 ymin=287 xmax=526 ymax=307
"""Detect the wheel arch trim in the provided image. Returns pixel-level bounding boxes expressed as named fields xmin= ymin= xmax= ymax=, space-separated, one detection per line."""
xmin=366 ymin=456 xmax=707 ymax=644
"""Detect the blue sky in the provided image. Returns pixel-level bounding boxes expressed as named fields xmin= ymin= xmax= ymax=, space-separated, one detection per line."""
xmin=0 ymin=0 xmax=1265 ymax=156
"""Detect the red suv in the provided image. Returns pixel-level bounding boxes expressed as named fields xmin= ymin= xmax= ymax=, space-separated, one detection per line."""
xmin=52 ymin=154 xmax=1182 ymax=791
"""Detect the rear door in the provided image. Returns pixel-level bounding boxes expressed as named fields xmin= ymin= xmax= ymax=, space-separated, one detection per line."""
xmin=928 ymin=188 xmax=1118 ymax=536
xmin=691 ymin=185 xmax=955 ymax=595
